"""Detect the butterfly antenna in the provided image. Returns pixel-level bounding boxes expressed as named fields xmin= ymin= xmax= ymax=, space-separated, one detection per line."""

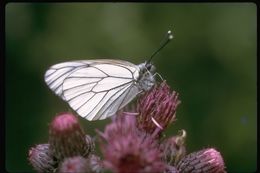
xmin=146 ymin=30 xmax=174 ymax=65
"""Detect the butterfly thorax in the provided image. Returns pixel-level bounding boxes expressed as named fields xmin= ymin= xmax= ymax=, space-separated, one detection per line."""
xmin=136 ymin=62 xmax=156 ymax=91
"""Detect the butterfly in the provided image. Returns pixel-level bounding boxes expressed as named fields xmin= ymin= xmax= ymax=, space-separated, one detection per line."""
xmin=44 ymin=30 xmax=173 ymax=121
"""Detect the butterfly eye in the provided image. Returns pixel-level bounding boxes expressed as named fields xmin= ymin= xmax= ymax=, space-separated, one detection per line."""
xmin=146 ymin=64 xmax=156 ymax=73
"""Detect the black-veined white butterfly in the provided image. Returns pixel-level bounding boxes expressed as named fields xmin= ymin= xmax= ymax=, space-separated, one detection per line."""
xmin=44 ymin=30 xmax=173 ymax=121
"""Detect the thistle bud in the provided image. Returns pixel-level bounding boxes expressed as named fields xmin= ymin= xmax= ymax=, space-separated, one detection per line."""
xmin=28 ymin=144 xmax=57 ymax=172
xmin=137 ymin=81 xmax=180 ymax=135
xmin=48 ymin=112 xmax=89 ymax=160
xmin=177 ymin=148 xmax=226 ymax=173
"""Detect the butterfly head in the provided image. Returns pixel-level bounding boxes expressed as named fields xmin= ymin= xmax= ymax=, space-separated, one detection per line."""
xmin=145 ymin=62 xmax=156 ymax=74
xmin=138 ymin=62 xmax=156 ymax=75
xmin=137 ymin=62 xmax=156 ymax=91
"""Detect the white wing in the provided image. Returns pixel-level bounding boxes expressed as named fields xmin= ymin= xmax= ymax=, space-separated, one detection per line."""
xmin=45 ymin=59 xmax=141 ymax=121
xmin=44 ymin=61 xmax=91 ymax=99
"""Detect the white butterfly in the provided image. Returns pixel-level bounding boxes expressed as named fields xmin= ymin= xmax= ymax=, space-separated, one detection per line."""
xmin=44 ymin=31 xmax=173 ymax=121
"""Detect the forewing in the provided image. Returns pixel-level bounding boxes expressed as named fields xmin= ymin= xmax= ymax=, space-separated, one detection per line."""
xmin=62 ymin=61 xmax=140 ymax=121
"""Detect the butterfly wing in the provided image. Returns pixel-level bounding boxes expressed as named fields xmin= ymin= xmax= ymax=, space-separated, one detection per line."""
xmin=45 ymin=59 xmax=140 ymax=121
xmin=44 ymin=61 xmax=92 ymax=99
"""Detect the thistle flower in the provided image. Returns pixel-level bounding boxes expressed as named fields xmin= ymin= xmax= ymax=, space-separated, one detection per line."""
xmin=48 ymin=112 xmax=91 ymax=160
xmin=58 ymin=156 xmax=90 ymax=173
xmin=161 ymin=130 xmax=186 ymax=166
xmin=97 ymin=114 xmax=166 ymax=173
xmin=28 ymin=143 xmax=57 ymax=172
xmin=29 ymin=80 xmax=227 ymax=173
xmin=137 ymin=81 xmax=180 ymax=134
xmin=176 ymin=148 xmax=226 ymax=173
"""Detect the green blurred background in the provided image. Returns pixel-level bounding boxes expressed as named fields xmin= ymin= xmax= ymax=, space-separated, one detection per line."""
xmin=5 ymin=3 xmax=256 ymax=172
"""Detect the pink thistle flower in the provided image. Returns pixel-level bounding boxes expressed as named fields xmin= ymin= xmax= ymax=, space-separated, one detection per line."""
xmin=176 ymin=148 xmax=226 ymax=173
xmin=97 ymin=114 xmax=166 ymax=173
xmin=48 ymin=112 xmax=91 ymax=160
xmin=28 ymin=143 xmax=57 ymax=172
xmin=137 ymin=81 xmax=180 ymax=134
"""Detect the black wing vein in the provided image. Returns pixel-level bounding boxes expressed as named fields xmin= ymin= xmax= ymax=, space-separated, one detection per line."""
xmin=86 ymin=83 xmax=132 ymax=120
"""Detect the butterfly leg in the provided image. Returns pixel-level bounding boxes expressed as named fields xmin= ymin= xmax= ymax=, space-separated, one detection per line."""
xmin=123 ymin=112 xmax=139 ymax=116
xmin=152 ymin=72 xmax=164 ymax=82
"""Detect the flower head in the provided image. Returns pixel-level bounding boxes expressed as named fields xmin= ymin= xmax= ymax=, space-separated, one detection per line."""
xmin=97 ymin=114 xmax=165 ymax=173
xmin=28 ymin=144 xmax=57 ymax=172
xmin=137 ymin=81 xmax=180 ymax=134
xmin=177 ymin=148 xmax=226 ymax=173
xmin=48 ymin=112 xmax=91 ymax=160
